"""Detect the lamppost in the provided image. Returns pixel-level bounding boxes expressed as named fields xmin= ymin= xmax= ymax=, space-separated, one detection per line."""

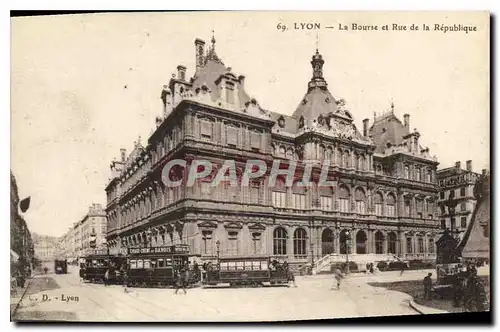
xmin=441 ymin=190 xmax=459 ymax=240
xmin=216 ymin=240 xmax=221 ymax=262
xmin=345 ymin=230 xmax=351 ymax=274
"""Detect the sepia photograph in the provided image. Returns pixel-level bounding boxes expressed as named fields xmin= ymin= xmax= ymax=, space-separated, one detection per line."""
xmin=10 ymin=11 xmax=490 ymax=322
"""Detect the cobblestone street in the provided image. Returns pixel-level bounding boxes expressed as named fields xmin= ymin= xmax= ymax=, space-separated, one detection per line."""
xmin=13 ymin=266 xmax=424 ymax=322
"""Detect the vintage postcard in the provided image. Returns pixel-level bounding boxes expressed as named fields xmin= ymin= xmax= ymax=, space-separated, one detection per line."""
xmin=10 ymin=11 xmax=490 ymax=322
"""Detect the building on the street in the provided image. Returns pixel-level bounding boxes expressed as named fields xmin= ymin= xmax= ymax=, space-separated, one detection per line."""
xmin=10 ymin=171 xmax=35 ymax=277
xmin=437 ymin=161 xmax=484 ymax=239
xmin=59 ymin=204 xmax=107 ymax=260
xmin=32 ymin=233 xmax=59 ymax=262
xmin=105 ymin=35 xmax=441 ymax=270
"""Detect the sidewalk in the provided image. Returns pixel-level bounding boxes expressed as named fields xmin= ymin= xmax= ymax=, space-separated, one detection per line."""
xmin=10 ymin=278 xmax=32 ymax=318
xmin=409 ymin=299 xmax=448 ymax=315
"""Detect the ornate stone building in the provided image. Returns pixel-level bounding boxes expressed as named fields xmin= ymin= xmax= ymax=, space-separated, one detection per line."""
xmin=437 ymin=161 xmax=484 ymax=238
xmin=105 ymin=35 xmax=440 ymax=268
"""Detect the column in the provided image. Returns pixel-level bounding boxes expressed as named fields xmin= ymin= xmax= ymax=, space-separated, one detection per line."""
xmin=398 ymin=231 xmax=405 ymax=256
xmin=350 ymin=230 xmax=356 ymax=254
xmin=286 ymin=226 xmax=294 ymax=260
xmin=335 ymin=228 xmax=340 ymax=254
xmin=383 ymin=231 xmax=388 ymax=254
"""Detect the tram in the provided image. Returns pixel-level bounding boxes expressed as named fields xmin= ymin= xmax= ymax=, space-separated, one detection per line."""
xmin=202 ymin=255 xmax=290 ymax=287
xmin=54 ymin=259 xmax=68 ymax=274
xmin=126 ymin=244 xmax=200 ymax=287
xmin=80 ymin=251 xmax=127 ymax=284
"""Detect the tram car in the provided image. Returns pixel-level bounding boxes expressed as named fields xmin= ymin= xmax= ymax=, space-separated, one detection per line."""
xmin=80 ymin=252 xmax=127 ymax=284
xmin=202 ymin=255 xmax=290 ymax=287
xmin=54 ymin=259 xmax=68 ymax=274
xmin=126 ymin=244 xmax=201 ymax=288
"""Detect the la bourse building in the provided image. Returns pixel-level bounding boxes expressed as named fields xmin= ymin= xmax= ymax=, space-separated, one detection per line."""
xmin=105 ymin=35 xmax=440 ymax=269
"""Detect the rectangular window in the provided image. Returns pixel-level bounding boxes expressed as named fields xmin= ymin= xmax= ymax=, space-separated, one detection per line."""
xmin=293 ymin=194 xmax=306 ymax=209
xmin=226 ymin=83 xmax=235 ymax=104
xmin=226 ymin=126 xmax=238 ymax=146
xmin=202 ymin=230 xmax=213 ymax=255
xmin=250 ymin=132 xmax=260 ymax=150
xmin=450 ymin=218 xmax=456 ymax=229
xmin=339 ymin=198 xmax=350 ymax=212
xmin=252 ymin=233 xmax=262 ymax=255
xmin=355 ymin=201 xmax=366 ymax=214
xmin=200 ymin=120 xmax=212 ymax=140
xmin=428 ymin=239 xmax=435 ymax=253
xmin=417 ymin=212 xmax=423 ymax=219
xmin=227 ymin=231 xmax=239 ymax=255
xmin=460 ymin=202 xmax=467 ymax=211
xmin=440 ymin=192 xmax=445 ymax=199
xmin=250 ymin=182 xmax=260 ymax=204
xmin=460 ymin=187 xmax=466 ymax=196
xmin=404 ymin=200 xmax=411 ymax=216
xmin=418 ymin=238 xmax=424 ymax=254
xmin=386 ymin=205 xmax=395 ymax=217
xmin=320 ymin=196 xmax=333 ymax=211
xmin=406 ymin=237 xmax=413 ymax=254
xmin=441 ymin=219 xmax=446 ymax=229
xmin=461 ymin=216 xmax=467 ymax=228
xmin=375 ymin=203 xmax=383 ymax=216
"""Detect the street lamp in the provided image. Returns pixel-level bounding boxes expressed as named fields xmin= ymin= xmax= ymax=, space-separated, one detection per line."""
xmin=441 ymin=190 xmax=459 ymax=240
xmin=345 ymin=230 xmax=351 ymax=274
xmin=216 ymin=240 xmax=220 ymax=261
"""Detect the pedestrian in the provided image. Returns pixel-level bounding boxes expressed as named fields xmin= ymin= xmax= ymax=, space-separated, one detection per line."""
xmin=452 ymin=274 xmax=464 ymax=307
xmin=174 ymin=266 xmax=187 ymax=295
xmin=123 ymin=271 xmax=129 ymax=293
xmin=400 ymin=262 xmax=406 ymax=276
xmin=331 ymin=267 xmax=343 ymax=290
xmin=369 ymin=263 xmax=374 ymax=274
xmin=285 ymin=263 xmax=297 ymax=288
xmin=104 ymin=269 xmax=110 ymax=287
xmin=423 ymin=273 xmax=433 ymax=300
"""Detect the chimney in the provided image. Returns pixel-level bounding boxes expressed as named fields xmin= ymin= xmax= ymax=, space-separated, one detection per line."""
xmin=455 ymin=161 xmax=461 ymax=170
xmin=466 ymin=160 xmax=472 ymax=171
xmin=195 ymin=38 xmax=205 ymax=71
xmin=177 ymin=65 xmax=186 ymax=81
xmin=403 ymin=114 xmax=410 ymax=127
xmin=362 ymin=118 xmax=369 ymax=137
xmin=120 ymin=148 xmax=126 ymax=162
xmin=239 ymin=75 xmax=245 ymax=88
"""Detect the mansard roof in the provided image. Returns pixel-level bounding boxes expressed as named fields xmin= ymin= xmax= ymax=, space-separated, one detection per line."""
xmin=369 ymin=110 xmax=411 ymax=154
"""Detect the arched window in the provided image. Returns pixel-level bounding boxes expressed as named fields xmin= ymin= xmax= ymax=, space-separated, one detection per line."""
xmin=386 ymin=193 xmax=396 ymax=216
xmin=326 ymin=146 xmax=333 ymax=163
xmin=376 ymin=165 xmax=382 ymax=175
xmin=339 ymin=229 xmax=350 ymax=254
xmin=286 ymin=148 xmax=294 ymax=160
xmin=355 ymin=188 xmax=366 ymax=214
xmin=273 ymin=227 xmax=287 ymax=255
xmin=321 ymin=228 xmax=334 ymax=255
xmin=426 ymin=169 xmax=432 ymax=183
xmin=404 ymin=165 xmax=410 ymax=179
xmin=337 ymin=148 xmax=343 ymax=166
xmin=416 ymin=198 xmax=424 ymax=219
xmin=319 ymin=186 xmax=334 ymax=211
xmin=354 ymin=153 xmax=359 ymax=169
xmin=404 ymin=197 xmax=411 ymax=217
xmin=318 ymin=144 xmax=325 ymax=161
xmin=375 ymin=231 xmax=384 ymax=254
xmin=416 ymin=167 xmax=421 ymax=181
xmin=387 ymin=232 xmax=397 ymax=254
xmin=406 ymin=235 xmax=413 ymax=254
xmin=292 ymin=181 xmax=306 ymax=209
xmin=279 ymin=146 xmax=286 ymax=157
xmin=338 ymin=185 xmax=350 ymax=212
xmin=344 ymin=150 xmax=351 ymax=168
xmin=272 ymin=177 xmax=287 ymax=208
xmin=293 ymin=228 xmax=307 ymax=258
xmin=374 ymin=192 xmax=383 ymax=215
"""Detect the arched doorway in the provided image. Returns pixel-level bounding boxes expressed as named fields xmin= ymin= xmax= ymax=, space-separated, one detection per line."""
xmin=339 ymin=229 xmax=350 ymax=254
xmin=356 ymin=230 xmax=367 ymax=254
xmin=387 ymin=232 xmax=397 ymax=254
xmin=321 ymin=228 xmax=334 ymax=255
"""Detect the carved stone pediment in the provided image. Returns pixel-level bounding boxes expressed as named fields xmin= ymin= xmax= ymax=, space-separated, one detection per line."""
xmin=224 ymin=222 xmax=243 ymax=230
xmin=197 ymin=220 xmax=218 ymax=229
xmin=248 ymin=223 xmax=266 ymax=231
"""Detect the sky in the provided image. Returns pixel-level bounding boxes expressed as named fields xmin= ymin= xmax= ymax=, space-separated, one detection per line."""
xmin=11 ymin=12 xmax=489 ymax=237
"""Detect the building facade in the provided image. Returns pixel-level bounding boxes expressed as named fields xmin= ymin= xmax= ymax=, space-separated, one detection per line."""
xmin=10 ymin=171 xmax=35 ymax=277
xmin=105 ymin=36 xmax=441 ymax=268
xmin=59 ymin=204 xmax=107 ymax=260
xmin=32 ymin=234 xmax=59 ymax=262
xmin=437 ymin=161 xmax=484 ymax=239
